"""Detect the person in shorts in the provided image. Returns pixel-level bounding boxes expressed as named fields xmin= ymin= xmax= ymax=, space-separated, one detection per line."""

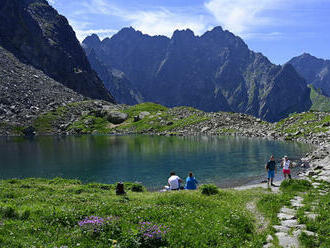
xmin=281 ymin=155 xmax=292 ymax=179
xmin=265 ymin=155 xmax=277 ymax=186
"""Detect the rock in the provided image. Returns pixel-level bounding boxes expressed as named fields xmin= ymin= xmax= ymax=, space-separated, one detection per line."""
xmin=307 ymin=170 xmax=316 ymax=176
xmin=166 ymin=121 xmax=174 ymax=126
xmin=136 ymin=111 xmax=150 ymax=121
xmin=266 ymin=234 xmax=273 ymax=242
xmin=273 ymin=225 xmax=290 ymax=233
xmin=280 ymin=207 xmax=296 ymax=215
xmin=107 ymin=112 xmax=128 ymax=124
xmin=306 ymin=213 xmax=319 ymax=220
xmin=277 ymin=213 xmax=296 ymax=220
xmin=281 ymin=219 xmax=299 ymax=227
xmin=275 ymin=232 xmax=299 ymax=248
xmin=133 ymin=116 xmax=139 ymax=122
xmin=201 ymin=127 xmax=211 ymax=132
xmin=22 ymin=126 xmax=36 ymax=136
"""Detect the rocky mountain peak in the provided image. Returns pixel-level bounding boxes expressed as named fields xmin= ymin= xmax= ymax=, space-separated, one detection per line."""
xmin=172 ymin=29 xmax=195 ymax=40
xmin=83 ymin=34 xmax=101 ymax=49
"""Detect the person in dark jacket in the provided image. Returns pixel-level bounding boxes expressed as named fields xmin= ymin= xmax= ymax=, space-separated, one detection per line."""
xmin=265 ymin=155 xmax=277 ymax=186
xmin=185 ymin=172 xmax=198 ymax=190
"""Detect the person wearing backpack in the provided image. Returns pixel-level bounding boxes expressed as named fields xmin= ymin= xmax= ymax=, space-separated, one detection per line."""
xmin=265 ymin=155 xmax=277 ymax=186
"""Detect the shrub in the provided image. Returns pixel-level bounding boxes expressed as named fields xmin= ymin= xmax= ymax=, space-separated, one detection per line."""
xmin=2 ymin=206 xmax=18 ymax=219
xmin=124 ymin=183 xmax=146 ymax=192
xmin=280 ymin=179 xmax=312 ymax=192
xmin=200 ymin=184 xmax=219 ymax=195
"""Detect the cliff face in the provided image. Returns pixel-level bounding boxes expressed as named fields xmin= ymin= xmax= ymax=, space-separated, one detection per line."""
xmin=0 ymin=0 xmax=114 ymax=102
xmin=288 ymin=53 xmax=330 ymax=96
xmin=83 ymin=35 xmax=142 ymax=105
xmin=84 ymin=27 xmax=311 ymax=122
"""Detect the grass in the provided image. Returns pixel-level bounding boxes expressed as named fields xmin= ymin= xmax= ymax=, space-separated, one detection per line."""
xmin=0 ymin=178 xmax=272 ymax=248
xmin=274 ymin=111 xmax=330 ymax=138
xmin=33 ymin=107 xmax=68 ymax=133
xmin=295 ymin=180 xmax=330 ymax=248
xmin=117 ymin=103 xmax=210 ymax=133
xmin=0 ymin=178 xmax=328 ymax=247
xmin=309 ymin=85 xmax=330 ymax=112
xmin=68 ymin=115 xmax=110 ymax=134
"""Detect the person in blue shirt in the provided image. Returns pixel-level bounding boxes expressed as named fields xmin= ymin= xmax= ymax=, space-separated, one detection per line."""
xmin=185 ymin=172 xmax=198 ymax=190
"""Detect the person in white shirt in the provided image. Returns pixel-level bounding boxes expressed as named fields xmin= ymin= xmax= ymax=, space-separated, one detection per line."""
xmin=281 ymin=155 xmax=292 ymax=179
xmin=168 ymin=171 xmax=183 ymax=190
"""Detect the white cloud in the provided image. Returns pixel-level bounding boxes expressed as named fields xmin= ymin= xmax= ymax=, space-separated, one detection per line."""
xmin=204 ymin=0 xmax=282 ymax=36
xmin=68 ymin=19 xmax=117 ymax=41
xmin=48 ymin=0 xmax=55 ymax=5
xmin=123 ymin=9 xmax=207 ymax=37
xmin=72 ymin=0 xmax=208 ymax=38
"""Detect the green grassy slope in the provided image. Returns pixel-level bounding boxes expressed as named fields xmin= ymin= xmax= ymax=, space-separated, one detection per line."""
xmin=309 ymin=85 xmax=330 ymax=112
xmin=0 ymin=178 xmax=328 ymax=247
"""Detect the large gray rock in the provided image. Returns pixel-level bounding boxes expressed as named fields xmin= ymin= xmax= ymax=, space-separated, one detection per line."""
xmin=136 ymin=111 xmax=151 ymax=121
xmin=107 ymin=112 xmax=128 ymax=124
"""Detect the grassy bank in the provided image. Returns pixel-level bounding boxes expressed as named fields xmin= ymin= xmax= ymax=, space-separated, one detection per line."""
xmin=0 ymin=178 xmax=328 ymax=247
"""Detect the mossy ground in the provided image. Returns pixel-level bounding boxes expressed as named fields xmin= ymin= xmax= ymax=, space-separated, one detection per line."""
xmin=0 ymin=178 xmax=327 ymax=247
xmin=274 ymin=111 xmax=330 ymax=139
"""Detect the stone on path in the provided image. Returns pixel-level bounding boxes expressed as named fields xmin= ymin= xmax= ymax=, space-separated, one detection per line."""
xmin=280 ymin=207 xmax=296 ymax=215
xmin=293 ymin=229 xmax=318 ymax=237
xmin=275 ymin=232 xmax=299 ymax=248
xmin=277 ymin=213 xmax=296 ymax=220
xmin=273 ymin=225 xmax=290 ymax=233
xmin=263 ymin=243 xmax=274 ymax=248
xmin=281 ymin=219 xmax=299 ymax=227
xmin=306 ymin=212 xmax=319 ymax=220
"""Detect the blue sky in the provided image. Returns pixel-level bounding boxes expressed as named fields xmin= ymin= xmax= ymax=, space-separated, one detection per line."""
xmin=49 ymin=0 xmax=330 ymax=64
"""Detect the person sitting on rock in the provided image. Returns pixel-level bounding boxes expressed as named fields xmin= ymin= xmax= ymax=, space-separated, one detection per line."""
xmin=265 ymin=155 xmax=277 ymax=186
xmin=168 ymin=171 xmax=183 ymax=190
xmin=281 ymin=155 xmax=292 ymax=179
xmin=185 ymin=172 xmax=199 ymax=190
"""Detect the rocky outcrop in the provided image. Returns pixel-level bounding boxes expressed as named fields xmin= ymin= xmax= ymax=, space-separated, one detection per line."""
xmin=0 ymin=46 xmax=85 ymax=126
xmin=83 ymin=27 xmax=311 ymax=122
xmin=288 ymin=53 xmax=330 ymax=96
xmin=0 ymin=0 xmax=114 ymax=102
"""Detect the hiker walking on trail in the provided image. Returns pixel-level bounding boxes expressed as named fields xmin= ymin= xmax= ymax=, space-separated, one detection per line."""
xmin=281 ymin=155 xmax=292 ymax=180
xmin=266 ymin=155 xmax=277 ymax=186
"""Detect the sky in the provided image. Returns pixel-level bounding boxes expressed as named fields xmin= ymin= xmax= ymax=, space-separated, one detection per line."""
xmin=48 ymin=0 xmax=330 ymax=64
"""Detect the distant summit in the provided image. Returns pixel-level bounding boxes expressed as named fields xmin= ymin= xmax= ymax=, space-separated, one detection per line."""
xmin=288 ymin=54 xmax=330 ymax=96
xmin=83 ymin=27 xmax=311 ymax=121
xmin=0 ymin=0 xmax=114 ymax=102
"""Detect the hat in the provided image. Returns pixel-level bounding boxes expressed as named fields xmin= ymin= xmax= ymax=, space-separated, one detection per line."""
xmin=284 ymin=155 xmax=288 ymax=158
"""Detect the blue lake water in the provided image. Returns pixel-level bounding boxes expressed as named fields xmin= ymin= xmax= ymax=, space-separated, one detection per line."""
xmin=0 ymin=135 xmax=313 ymax=190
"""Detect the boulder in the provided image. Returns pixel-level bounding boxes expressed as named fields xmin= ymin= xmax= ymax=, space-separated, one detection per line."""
xmin=22 ymin=126 xmax=36 ymax=136
xmin=107 ymin=112 xmax=128 ymax=124
xmin=134 ymin=111 xmax=151 ymax=122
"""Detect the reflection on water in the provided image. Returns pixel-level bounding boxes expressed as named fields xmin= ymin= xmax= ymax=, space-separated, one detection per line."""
xmin=0 ymin=135 xmax=313 ymax=190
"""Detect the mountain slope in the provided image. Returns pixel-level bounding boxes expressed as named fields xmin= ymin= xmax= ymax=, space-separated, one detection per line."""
xmin=0 ymin=0 xmax=114 ymax=102
xmin=0 ymin=45 xmax=84 ymax=125
xmin=83 ymin=35 xmax=142 ymax=105
xmin=309 ymin=85 xmax=330 ymax=112
xmin=83 ymin=28 xmax=311 ymax=122
xmin=288 ymin=53 xmax=330 ymax=96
